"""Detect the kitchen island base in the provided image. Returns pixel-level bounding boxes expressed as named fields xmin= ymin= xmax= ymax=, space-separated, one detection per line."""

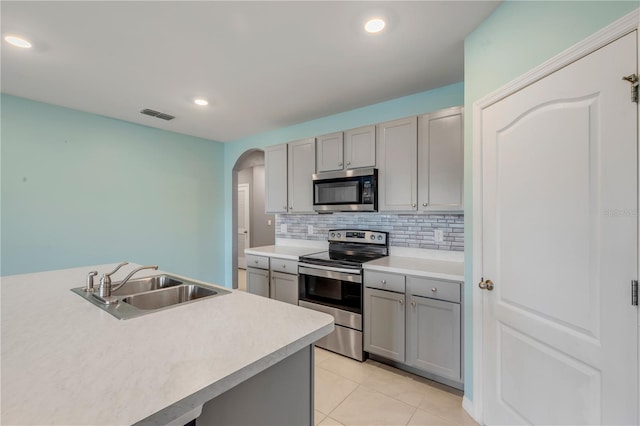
xmin=138 ymin=345 xmax=314 ymax=426
xmin=196 ymin=345 xmax=313 ymax=425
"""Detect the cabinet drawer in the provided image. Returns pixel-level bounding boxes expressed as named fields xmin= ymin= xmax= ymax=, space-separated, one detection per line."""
xmin=365 ymin=271 xmax=405 ymax=293
xmin=270 ymin=258 xmax=298 ymax=274
xmin=407 ymin=276 xmax=460 ymax=303
xmin=246 ymin=254 xmax=269 ymax=270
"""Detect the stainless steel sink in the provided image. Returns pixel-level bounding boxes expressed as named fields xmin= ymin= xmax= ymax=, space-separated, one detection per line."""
xmin=122 ymin=284 xmax=217 ymax=310
xmin=71 ymin=274 xmax=230 ymax=320
xmin=111 ymin=275 xmax=183 ymax=296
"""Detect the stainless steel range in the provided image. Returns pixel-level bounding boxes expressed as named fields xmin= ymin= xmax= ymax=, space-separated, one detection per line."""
xmin=298 ymin=229 xmax=389 ymax=361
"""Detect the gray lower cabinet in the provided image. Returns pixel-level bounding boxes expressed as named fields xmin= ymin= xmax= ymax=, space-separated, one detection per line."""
xmin=246 ymin=254 xmax=270 ymax=298
xmin=270 ymin=271 xmax=298 ymax=305
xmin=246 ymin=267 xmax=269 ymax=298
xmin=363 ymin=287 xmax=405 ymax=362
xmin=364 ymin=270 xmax=463 ymax=388
xmin=407 ymin=295 xmax=461 ymax=382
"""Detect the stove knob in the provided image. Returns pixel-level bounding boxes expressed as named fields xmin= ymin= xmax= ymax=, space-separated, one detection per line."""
xmin=330 ymin=232 xmax=335 ymax=238
xmin=370 ymin=235 xmax=375 ymax=240
xmin=377 ymin=235 xmax=383 ymax=240
xmin=337 ymin=233 xmax=341 ymax=238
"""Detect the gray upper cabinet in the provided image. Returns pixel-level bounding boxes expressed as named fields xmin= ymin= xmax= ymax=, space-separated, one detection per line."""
xmin=287 ymin=138 xmax=315 ymax=213
xmin=316 ymin=132 xmax=344 ymax=173
xmin=265 ymin=138 xmax=316 ymax=214
xmin=418 ymin=107 xmax=464 ymax=212
xmin=316 ymin=126 xmax=376 ymax=173
xmin=265 ymin=143 xmax=288 ymax=214
xmin=344 ymin=125 xmax=376 ymax=170
xmin=377 ymin=116 xmax=418 ymax=211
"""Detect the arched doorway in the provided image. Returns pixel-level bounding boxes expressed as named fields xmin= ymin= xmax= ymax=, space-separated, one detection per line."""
xmin=231 ymin=149 xmax=275 ymax=289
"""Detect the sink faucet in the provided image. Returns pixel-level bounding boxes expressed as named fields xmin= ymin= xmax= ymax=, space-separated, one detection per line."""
xmin=97 ymin=263 xmax=158 ymax=303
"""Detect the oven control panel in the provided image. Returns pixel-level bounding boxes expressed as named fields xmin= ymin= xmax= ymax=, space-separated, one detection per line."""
xmin=328 ymin=229 xmax=388 ymax=245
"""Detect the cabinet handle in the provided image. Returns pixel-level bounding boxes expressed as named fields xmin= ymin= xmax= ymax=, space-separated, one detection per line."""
xmin=283 ymin=205 xmax=287 ymax=210
xmin=381 ymin=280 xmax=386 ymax=286
xmin=411 ymin=203 xmax=417 ymax=208
xmin=338 ymin=162 xmax=343 ymax=167
xmin=346 ymin=161 xmax=351 ymax=166
xmin=282 ymin=264 xmax=286 ymax=269
xmin=254 ymin=260 xmax=259 ymax=264
xmin=431 ymin=287 xmax=437 ymax=292
xmin=399 ymin=299 xmax=404 ymax=305
xmin=289 ymin=206 xmax=293 ymax=210
xmin=422 ymin=203 xmax=428 ymax=207
xmin=411 ymin=301 xmax=416 ymax=307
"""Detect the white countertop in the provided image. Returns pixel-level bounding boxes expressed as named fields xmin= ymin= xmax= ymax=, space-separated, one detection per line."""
xmin=244 ymin=245 xmax=324 ymax=260
xmin=1 ymin=263 xmax=333 ymax=425
xmin=364 ymin=256 xmax=464 ymax=282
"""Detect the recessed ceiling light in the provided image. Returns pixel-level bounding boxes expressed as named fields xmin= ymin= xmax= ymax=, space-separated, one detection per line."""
xmin=5 ymin=35 xmax=32 ymax=48
xmin=194 ymin=99 xmax=209 ymax=106
xmin=364 ymin=18 xmax=386 ymax=34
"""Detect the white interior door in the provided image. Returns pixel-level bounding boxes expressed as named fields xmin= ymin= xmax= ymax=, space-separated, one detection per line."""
xmin=237 ymin=184 xmax=250 ymax=269
xmin=481 ymin=31 xmax=638 ymax=425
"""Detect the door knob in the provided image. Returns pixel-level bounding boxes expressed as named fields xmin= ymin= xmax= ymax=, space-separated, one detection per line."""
xmin=478 ymin=278 xmax=494 ymax=291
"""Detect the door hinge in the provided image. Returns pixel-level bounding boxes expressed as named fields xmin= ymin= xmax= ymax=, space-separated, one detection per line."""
xmin=622 ymin=74 xmax=638 ymax=103
xmin=632 ymin=280 xmax=638 ymax=306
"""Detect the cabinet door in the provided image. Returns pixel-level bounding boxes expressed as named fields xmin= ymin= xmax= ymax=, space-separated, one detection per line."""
xmin=265 ymin=143 xmax=288 ymax=213
xmin=364 ymin=287 xmax=405 ymax=362
xmin=344 ymin=125 xmax=376 ymax=169
xmin=407 ymin=295 xmax=461 ymax=382
xmin=418 ymin=107 xmax=464 ymax=212
xmin=287 ymin=138 xmax=316 ymax=213
xmin=246 ymin=267 xmax=269 ymax=298
xmin=316 ymin=132 xmax=344 ymax=172
xmin=270 ymin=271 xmax=298 ymax=305
xmin=377 ymin=117 xmax=418 ymax=211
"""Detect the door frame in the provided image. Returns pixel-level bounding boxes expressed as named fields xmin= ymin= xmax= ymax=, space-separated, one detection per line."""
xmin=469 ymin=9 xmax=640 ymax=423
xmin=237 ymin=183 xmax=251 ymax=269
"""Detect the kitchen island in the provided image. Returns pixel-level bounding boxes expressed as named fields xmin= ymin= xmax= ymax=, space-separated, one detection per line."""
xmin=1 ymin=263 xmax=334 ymax=425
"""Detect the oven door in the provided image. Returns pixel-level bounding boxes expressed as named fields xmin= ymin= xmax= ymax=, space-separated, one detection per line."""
xmin=298 ymin=264 xmax=362 ymax=314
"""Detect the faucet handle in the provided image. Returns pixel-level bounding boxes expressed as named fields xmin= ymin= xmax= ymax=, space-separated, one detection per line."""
xmin=105 ymin=262 xmax=129 ymax=278
xmin=84 ymin=271 xmax=98 ymax=292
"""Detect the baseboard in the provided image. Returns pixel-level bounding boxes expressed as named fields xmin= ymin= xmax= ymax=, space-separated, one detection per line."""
xmin=463 ymin=396 xmax=482 ymax=425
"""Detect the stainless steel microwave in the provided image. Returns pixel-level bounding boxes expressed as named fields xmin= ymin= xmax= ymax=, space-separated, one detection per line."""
xmin=312 ymin=167 xmax=377 ymax=212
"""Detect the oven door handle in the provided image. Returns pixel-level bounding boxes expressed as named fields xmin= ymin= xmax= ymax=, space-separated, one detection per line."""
xmin=298 ymin=264 xmax=362 ymax=283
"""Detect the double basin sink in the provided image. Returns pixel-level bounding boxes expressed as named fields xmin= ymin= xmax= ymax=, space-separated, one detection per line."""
xmin=71 ymin=274 xmax=230 ymax=320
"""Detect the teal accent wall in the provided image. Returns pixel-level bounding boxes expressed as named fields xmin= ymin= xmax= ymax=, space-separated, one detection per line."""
xmin=1 ymin=95 xmax=226 ymax=284
xmin=222 ymin=82 xmax=465 ymax=287
xmin=463 ymin=2 xmax=638 ymax=402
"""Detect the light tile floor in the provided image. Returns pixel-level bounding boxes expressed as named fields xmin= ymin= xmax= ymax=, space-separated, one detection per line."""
xmin=314 ymin=347 xmax=477 ymax=426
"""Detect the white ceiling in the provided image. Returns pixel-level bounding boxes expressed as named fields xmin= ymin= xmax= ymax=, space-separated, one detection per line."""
xmin=1 ymin=1 xmax=500 ymax=143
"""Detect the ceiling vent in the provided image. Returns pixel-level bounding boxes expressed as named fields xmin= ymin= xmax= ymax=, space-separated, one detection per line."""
xmin=140 ymin=108 xmax=175 ymax=121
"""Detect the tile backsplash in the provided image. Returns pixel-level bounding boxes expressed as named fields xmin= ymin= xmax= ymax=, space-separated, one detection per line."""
xmin=276 ymin=213 xmax=464 ymax=251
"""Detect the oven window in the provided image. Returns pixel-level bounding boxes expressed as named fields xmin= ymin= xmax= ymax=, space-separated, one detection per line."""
xmin=315 ymin=180 xmax=360 ymax=204
xmin=301 ymin=274 xmax=361 ymax=313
